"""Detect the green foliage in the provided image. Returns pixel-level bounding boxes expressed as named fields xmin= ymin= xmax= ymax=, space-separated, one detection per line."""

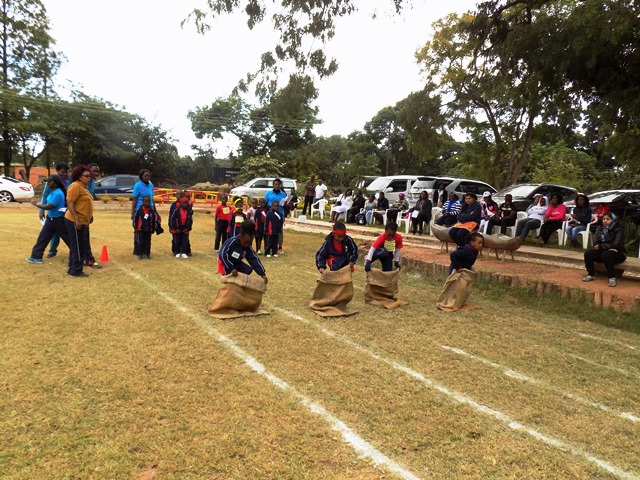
xmin=236 ymin=155 xmax=284 ymax=184
xmin=526 ymin=142 xmax=598 ymax=192
xmin=623 ymin=220 xmax=640 ymax=258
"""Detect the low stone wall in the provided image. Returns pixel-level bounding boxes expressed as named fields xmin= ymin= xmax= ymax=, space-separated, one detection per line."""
xmin=397 ymin=255 xmax=639 ymax=312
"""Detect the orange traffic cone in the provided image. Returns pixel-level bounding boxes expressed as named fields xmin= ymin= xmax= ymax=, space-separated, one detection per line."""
xmin=99 ymin=244 xmax=109 ymax=263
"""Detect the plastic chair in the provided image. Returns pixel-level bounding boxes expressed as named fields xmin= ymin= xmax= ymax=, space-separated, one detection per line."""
xmin=577 ymin=215 xmax=598 ymax=249
xmin=398 ymin=211 xmax=412 ymax=233
xmin=310 ymin=199 xmax=328 ymax=219
xmin=429 ymin=207 xmax=442 ymax=236
xmin=558 ymin=213 xmax=573 ymax=245
xmin=505 ymin=211 xmax=528 ymax=237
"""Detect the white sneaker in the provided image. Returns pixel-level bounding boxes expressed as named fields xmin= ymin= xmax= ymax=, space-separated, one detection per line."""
xmin=175 ymin=254 xmax=181 ymax=258
xmin=608 ymin=278 xmax=617 ymax=287
xmin=181 ymin=253 xmax=189 ymax=258
xmin=266 ymin=254 xmax=271 ymax=258
xmin=582 ymin=275 xmax=594 ymax=282
xmin=273 ymin=254 xmax=279 ymax=257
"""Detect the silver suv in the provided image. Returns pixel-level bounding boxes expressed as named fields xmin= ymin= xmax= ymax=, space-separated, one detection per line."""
xmin=230 ymin=177 xmax=298 ymax=198
xmin=409 ymin=176 xmax=496 ymax=203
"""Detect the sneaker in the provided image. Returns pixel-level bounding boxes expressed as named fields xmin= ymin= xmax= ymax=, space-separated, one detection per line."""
xmin=266 ymin=254 xmax=271 ymax=258
xmin=608 ymin=278 xmax=617 ymax=287
xmin=181 ymin=253 xmax=188 ymax=258
xmin=256 ymin=250 xmax=262 ymax=255
xmin=85 ymin=261 xmax=102 ymax=269
xmin=67 ymin=272 xmax=89 ymax=278
xmin=273 ymin=254 xmax=279 ymax=257
xmin=582 ymin=275 xmax=595 ymax=282
xmin=278 ymin=249 xmax=284 ymax=254
xmin=175 ymin=254 xmax=181 ymax=258
xmin=26 ymin=257 xmax=43 ymax=264
xmin=46 ymin=252 xmax=56 ymax=258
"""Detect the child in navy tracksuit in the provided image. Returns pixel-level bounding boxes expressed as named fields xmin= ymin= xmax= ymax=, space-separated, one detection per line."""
xmin=315 ymin=222 xmax=358 ymax=272
xmin=170 ymin=197 xmax=193 ymax=258
xmin=217 ymin=221 xmax=268 ymax=284
xmin=264 ymin=200 xmax=283 ymax=257
xmin=228 ymin=199 xmax=248 ymax=238
xmin=253 ymin=198 xmax=267 ymax=254
xmin=133 ymin=196 xmax=161 ymax=259
xmin=449 ymin=232 xmax=484 ymax=274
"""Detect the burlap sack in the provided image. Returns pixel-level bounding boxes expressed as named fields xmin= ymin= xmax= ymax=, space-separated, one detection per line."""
xmin=436 ymin=269 xmax=477 ymax=312
xmin=309 ymin=268 xmax=358 ymax=317
xmin=208 ymin=273 xmax=269 ymax=319
xmin=364 ymin=269 xmax=408 ymax=310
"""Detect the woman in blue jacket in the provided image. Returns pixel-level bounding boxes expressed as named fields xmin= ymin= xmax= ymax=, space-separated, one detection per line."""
xmin=448 ymin=193 xmax=482 ymax=247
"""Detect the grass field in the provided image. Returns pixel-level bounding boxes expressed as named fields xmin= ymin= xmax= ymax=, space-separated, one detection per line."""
xmin=1 ymin=209 xmax=639 ymax=479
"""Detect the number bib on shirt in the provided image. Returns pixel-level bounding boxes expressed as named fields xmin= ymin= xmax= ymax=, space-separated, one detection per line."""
xmin=384 ymin=240 xmax=396 ymax=252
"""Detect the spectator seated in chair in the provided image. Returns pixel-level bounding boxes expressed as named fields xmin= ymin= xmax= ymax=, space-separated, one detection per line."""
xmin=435 ymin=192 xmax=461 ymax=227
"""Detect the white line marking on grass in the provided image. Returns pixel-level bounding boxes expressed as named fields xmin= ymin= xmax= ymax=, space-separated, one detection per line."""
xmin=118 ymin=265 xmax=422 ymax=480
xmin=567 ymin=354 xmax=640 ymax=380
xmin=440 ymin=345 xmax=639 ymax=424
xmin=578 ymin=333 xmax=639 ymax=352
xmin=275 ymin=307 xmax=640 ymax=480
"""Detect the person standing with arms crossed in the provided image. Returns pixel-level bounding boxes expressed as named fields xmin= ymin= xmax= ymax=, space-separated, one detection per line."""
xmin=302 ymin=175 xmax=316 ymax=216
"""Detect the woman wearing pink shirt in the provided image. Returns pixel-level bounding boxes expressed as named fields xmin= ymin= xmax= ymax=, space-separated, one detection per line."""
xmin=533 ymin=193 xmax=567 ymax=245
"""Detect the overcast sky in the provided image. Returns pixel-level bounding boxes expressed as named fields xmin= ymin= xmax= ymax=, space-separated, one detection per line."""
xmin=44 ymin=0 xmax=478 ymax=157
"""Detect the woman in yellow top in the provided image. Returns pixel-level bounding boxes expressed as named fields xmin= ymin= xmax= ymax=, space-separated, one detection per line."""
xmin=64 ymin=165 xmax=94 ymax=277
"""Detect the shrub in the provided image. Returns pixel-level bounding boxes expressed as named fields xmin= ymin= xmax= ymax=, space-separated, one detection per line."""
xmin=100 ymin=194 xmax=112 ymax=203
xmin=115 ymin=196 xmax=130 ymax=203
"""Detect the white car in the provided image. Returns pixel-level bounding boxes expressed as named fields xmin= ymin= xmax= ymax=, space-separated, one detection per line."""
xmin=230 ymin=177 xmax=298 ymax=198
xmin=0 ymin=175 xmax=35 ymax=203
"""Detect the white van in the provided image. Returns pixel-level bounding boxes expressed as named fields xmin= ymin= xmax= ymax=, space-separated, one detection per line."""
xmin=364 ymin=175 xmax=421 ymax=204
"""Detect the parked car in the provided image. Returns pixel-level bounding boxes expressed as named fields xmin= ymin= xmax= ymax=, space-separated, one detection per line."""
xmin=364 ymin=175 xmax=421 ymax=204
xmin=565 ymin=190 xmax=640 ymax=224
xmin=230 ymin=177 xmax=298 ymax=198
xmin=93 ymin=174 xmax=139 ymax=198
xmin=408 ymin=176 xmax=496 ymax=203
xmin=0 ymin=175 xmax=34 ymax=203
xmin=493 ymin=183 xmax=578 ymax=211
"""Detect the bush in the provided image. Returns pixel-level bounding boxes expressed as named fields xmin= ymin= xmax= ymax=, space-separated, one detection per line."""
xmin=623 ymin=220 xmax=640 ymax=257
xmin=115 ymin=196 xmax=130 ymax=203
xmin=99 ymin=194 xmax=112 ymax=203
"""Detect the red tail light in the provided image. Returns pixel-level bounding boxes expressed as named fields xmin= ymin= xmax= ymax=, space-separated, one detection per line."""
xmin=19 ymin=186 xmax=31 ymax=191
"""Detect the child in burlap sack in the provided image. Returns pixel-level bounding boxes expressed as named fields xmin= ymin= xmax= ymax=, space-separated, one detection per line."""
xmin=437 ymin=232 xmax=484 ymax=312
xmin=364 ymin=222 xmax=403 ymax=273
xmin=210 ymin=220 xmax=269 ymax=319
xmin=310 ymin=222 xmax=359 ymax=316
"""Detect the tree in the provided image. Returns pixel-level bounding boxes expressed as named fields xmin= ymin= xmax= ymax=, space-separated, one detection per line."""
xmin=236 ymin=154 xmax=283 ymax=184
xmin=189 ymin=74 xmax=318 ymax=160
xmin=0 ymin=0 xmax=59 ymax=175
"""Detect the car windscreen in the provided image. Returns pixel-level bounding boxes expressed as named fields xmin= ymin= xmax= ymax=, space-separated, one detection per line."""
xmin=0 ymin=176 xmax=20 ymax=183
xmin=494 ymin=185 xmax=537 ymax=197
xmin=281 ymin=180 xmax=296 ymax=189
xmin=366 ymin=177 xmax=390 ymax=191
xmin=410 ymin=180 xmax=436 ymax=191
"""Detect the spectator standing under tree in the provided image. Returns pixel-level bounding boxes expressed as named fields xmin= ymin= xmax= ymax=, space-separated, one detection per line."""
xmin=314 ymin=179 xmax=328 ymax=204
xmin=565 ymin=194 xmax=592 ymax=247
xmin=409 ymin=190 xmax=432 ymax=235
xmin=533 ymin=194 xmax=566 ymax=246
xmin=263 ymin=178 xmax=287 ymax=253
xmin=435 ymin=193 xmax=461 ymax=226
xmin=302 ymin=175 xmax=316 ymax=216
xmin=64 ymin=165 xmax=94 ymax=278
xmin=39 ymin=162 xmax=70 ymax=259
xmin=487 ymin=193 xmax=518 ymax=235
xmin=26 ymin=174 xmax=70 ymax=264
xmin=264 ymin=200 xmax=283 ymax=257
xmin=516 ymin=195 xmax=547 ymax=240
xmin=583 ymin=212 xmax=626 ymax=287
xmin=433 ymin=182 xmax=448 ymax=208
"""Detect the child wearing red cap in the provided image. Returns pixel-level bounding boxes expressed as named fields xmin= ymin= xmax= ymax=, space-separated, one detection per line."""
xmin=170 ymin=197 xmax=193 ymax=258
xmin=315 ymin=221 xmax=358 ymax=272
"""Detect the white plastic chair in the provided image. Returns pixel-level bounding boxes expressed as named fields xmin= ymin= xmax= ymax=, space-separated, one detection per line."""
xmin=576 ymin=214 xmax=598 ymax=249
xmin=558 ymin=213 xmax=573 ymax=245
xmin=505 ymin=211 xmax=528 ymax=237
xmin=429 ymin=207 xmax=442 ymax=236
xmin=310 ymin=199 xmax=328 ymax=219
xmin=398 ymin=210 xmax=412 ymax=233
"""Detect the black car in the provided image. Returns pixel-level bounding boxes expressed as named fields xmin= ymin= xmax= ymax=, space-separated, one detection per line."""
xmin=93 ymin=175 xmax=139 ymax=198
xmin=493 ymin=183 xmax=578 ymax=211
xmin=567 ymin=190 xmax=640 ymax=224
